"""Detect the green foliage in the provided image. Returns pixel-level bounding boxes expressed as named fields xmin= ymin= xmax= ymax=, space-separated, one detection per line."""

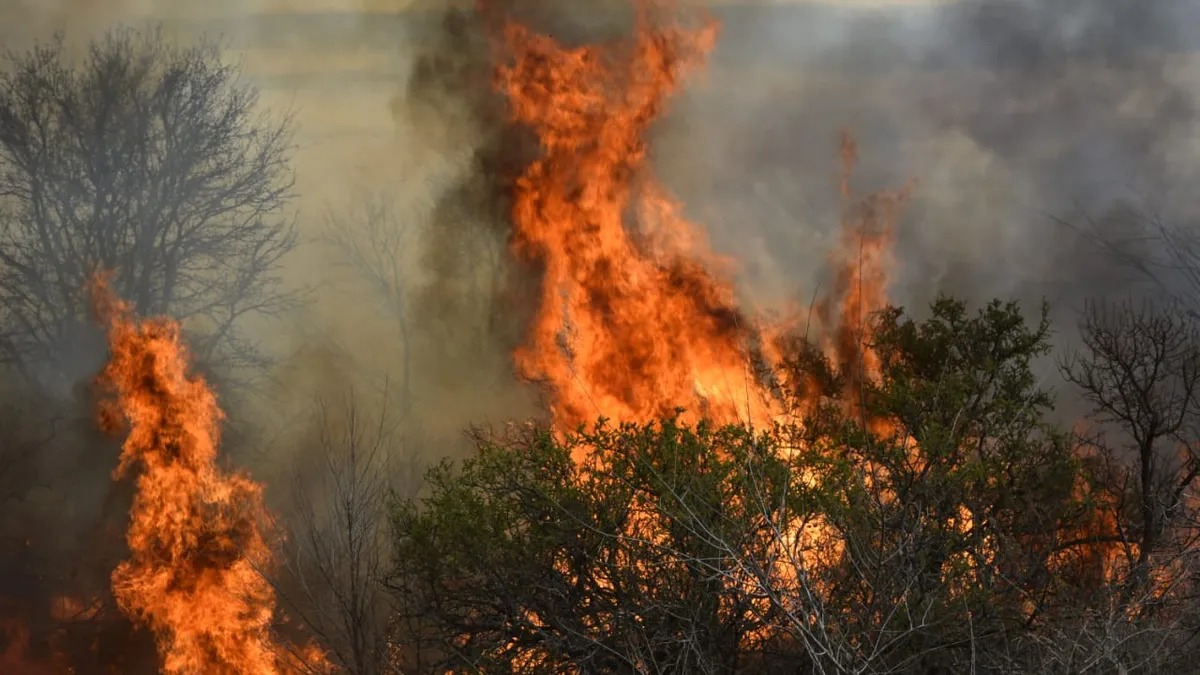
xmin=804 ymin=298 xmax=1086 ymax=669
xmin=389 ymin=420 xmax=839 ymax=673
xmin=865 ymin=298 xmax=1082 ymax=592
xmin=386 ymin=297 xmax=1093 ymax=673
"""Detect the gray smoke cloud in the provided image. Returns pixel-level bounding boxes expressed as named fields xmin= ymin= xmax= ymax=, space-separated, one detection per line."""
xmin=647 ymin=0 xmax=1200 ymax=425
xmin=920 ymin=0 xmax=1199 ymax=296
xmin=650 ymin=0 xmax=1200 ymax=324
xmin=286 ymin=0 xmax=1200 ymax=432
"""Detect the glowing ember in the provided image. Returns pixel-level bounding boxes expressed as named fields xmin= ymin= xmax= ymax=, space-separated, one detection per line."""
xmin=90 ymin=273 xmax=291 ymax=674
xmin=0 ymin=610 xmax=64 ymax=674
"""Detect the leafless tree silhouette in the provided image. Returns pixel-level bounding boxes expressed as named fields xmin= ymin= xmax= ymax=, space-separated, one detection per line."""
xmin=1061 ymin=299 xmax=1200 ymax=591
xmin=277 ymin=393 xmax=396 ymax=675
xmin=0 ymin=27 xmax=297 ymax=395
xmin=325 ymin=195 xmax=416 ymax=424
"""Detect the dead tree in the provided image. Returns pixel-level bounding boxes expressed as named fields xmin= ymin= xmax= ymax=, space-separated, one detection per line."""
xmin=1060 ymin=299 xmax=1200 ymax=588
xmin=0 ymin=27 xmax=297 ymax=395
xmin=325 ymin=196 xmax=415 ymax=426
xmin=1063 ymin=202 xmax=1200 ymax=318
xmin=277 ymin=393 xmax=396 ymax=675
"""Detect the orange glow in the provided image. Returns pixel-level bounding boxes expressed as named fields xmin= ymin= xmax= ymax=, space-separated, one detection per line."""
xmin=489 ymin=0 xmax=904 ymax=656
xmin=493 ymin=0 xmax=903 ymax=443
xmin=90 ymin=273 xmax=322 ymax=674
xmin=48 ymin=595 xmax=100 ymax=623
xmin=494 ymin=2 xmax=787 ymax=435
xmin=819 ymin=130 xmax=911 ymax=423
xmin=0 ymin=614 xmax=61 ymax=674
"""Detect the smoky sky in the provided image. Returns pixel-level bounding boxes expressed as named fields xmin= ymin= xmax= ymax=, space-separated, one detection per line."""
xmin=925 ymin=0 xmax=1199 ymax=318
xmin=926 ymin=0 xmax=1197 ymax=205
xmin=379 ymin=0 xmax=1200 ymax=418
xmin=629 ymin=0 xmax=1200 ymax=330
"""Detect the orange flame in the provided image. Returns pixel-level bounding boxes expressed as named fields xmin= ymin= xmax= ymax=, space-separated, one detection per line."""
xmin=494 ymin=2 xmax=901 ymax=435
xmin=90 ymin=273 xmax=294 ymax=674
xmin=819 ymin=130 xmax=912 ymax=427
xmin=495 ymin=2 xmax=786 ymax=432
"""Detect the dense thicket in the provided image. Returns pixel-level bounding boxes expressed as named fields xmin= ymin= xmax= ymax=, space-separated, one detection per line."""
xmin=384 ymin=298 xmax=1200 ymax=674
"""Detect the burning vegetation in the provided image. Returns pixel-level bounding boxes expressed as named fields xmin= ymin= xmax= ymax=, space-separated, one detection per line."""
xmin=497 ymin=6 xmax=769 ymax=430
xmin=90 ymin=273 xmax=320 ymax=674
xmin=2 ymin=0 xmax=1200 ymax=673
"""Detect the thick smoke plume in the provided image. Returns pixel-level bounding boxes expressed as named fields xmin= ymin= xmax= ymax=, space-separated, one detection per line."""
xmin=654 ymin=0 xmax=1200 ymax=317
xmin=381 ymin=0 xmax=1200 ymax=418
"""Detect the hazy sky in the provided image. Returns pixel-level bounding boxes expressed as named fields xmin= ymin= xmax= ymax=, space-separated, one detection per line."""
xmin=2 ymin=0 xmax=939 ymax=205
xmin=4 ymin=0 xmax=1196 ymax=333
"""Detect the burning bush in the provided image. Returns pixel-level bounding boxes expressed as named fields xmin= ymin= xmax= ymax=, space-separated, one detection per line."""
xmin=386 ymin=297 xmax=1101 ymax=673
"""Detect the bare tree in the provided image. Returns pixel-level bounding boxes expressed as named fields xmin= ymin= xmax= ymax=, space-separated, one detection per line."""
xmin=1060 ymin=299 xmax=1200 ymax=589
xmin=1010 ymin=582 xmax=1192 ymax=674
xmin=325 ymin=195 xmax=416 ymax=424
xmin=1060 ymin=202 xmax=1200 ymax=318
xmin=277 ymin=392 xmax=396 ymax=675
xmin=0 ymin=27 xmax=296 ymax=395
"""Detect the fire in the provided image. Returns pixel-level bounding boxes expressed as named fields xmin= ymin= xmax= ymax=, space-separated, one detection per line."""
xmin=89 ymin=273 xmax=299 ymax=674
xmin=820 ymin=131 xmax=910 ymax=417
xmin=0 ymin=611 xmax=65 ymax=674
xmin=492 ymin=0 xmax=903 ymax=439
xmin=489 ymin=1 xmax=903 ymax=656
xmin=494 ymin=2 xmax=786 ymax=433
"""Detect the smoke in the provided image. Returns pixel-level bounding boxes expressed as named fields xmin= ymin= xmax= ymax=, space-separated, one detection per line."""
xmin=647 ymin=0 xmax=1200 ymax=324
xmin=921 ymin=0 xmax=1199 ymax=297
xmin=237 ymin=2 xmax=546 ymax=496
xmin=0 ymin=0 xmax=158 ymax=49
xmin=246 ymin=0 xmax=1200 ymax=449
xmin=3 ymin=0 xmax=1193 ymax=343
